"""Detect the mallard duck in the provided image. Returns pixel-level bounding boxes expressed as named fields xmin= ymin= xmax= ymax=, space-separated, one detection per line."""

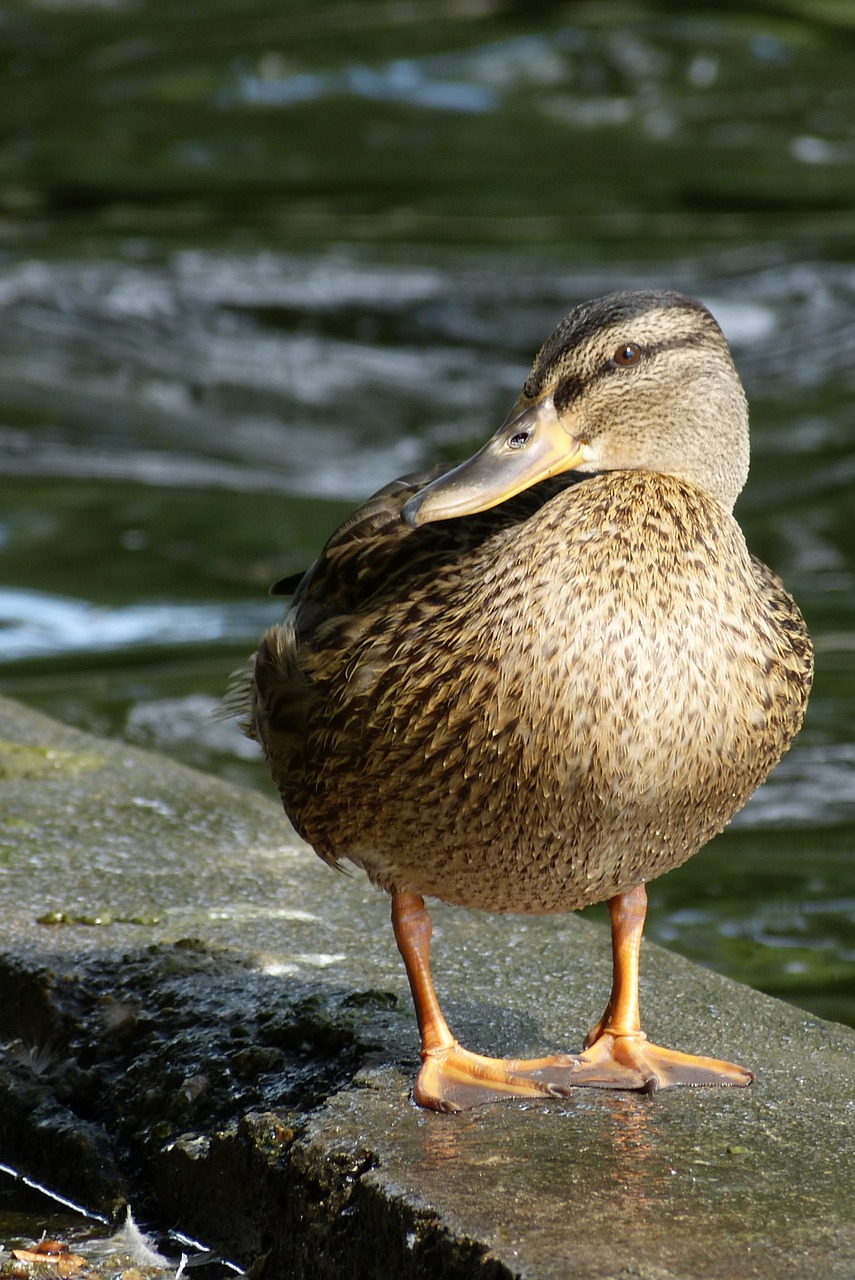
xmin=244 ymin=289 xmax=813 ymax=1112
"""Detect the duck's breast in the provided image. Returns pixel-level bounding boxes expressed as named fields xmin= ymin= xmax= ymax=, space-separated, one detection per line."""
xmin=264 ymin=471 xmax=812 ymax=914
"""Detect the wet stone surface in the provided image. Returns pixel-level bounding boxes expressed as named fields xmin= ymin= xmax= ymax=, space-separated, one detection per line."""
xmin=0 ymin=695 xmax=853 ymax=1279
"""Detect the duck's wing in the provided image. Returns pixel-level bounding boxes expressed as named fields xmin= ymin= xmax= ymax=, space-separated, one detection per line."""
xmin=237 ymin=462 xmax=581 ymax=755
xmin=268 ymin=466 xmax=450 ymax=601
xmin=749 ymin=554 xmax=814 ymax=727
xmin=225 ymin=465 xmax=446 ymax=740
xmin=282 ymin=464 xmax=457 ymax=643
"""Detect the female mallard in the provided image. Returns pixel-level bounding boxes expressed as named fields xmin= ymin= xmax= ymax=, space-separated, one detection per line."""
xmin=246 ymin=289 xmax=813 ymax=1112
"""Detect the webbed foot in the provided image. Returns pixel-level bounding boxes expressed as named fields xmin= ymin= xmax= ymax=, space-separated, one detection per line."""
xmin=414 ymin=1043 xmax=581 ymax=1112
xmin=570 ymin=1028 xmax=753 ymax=1092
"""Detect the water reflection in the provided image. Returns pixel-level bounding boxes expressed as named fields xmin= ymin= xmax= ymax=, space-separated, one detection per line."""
xmin=0 ymin=588 xmax=280 ymax=662
xmin=588 ymin=1095 xmax=672 ymax=1214
xmin=415 ymin=1095 xmax=678 ymax=1231
xmin=233 ymin=53 xmax=500 ymax=114
xmin=733 ymin=743 xmax=855 ymax=829
xmin=2 ymin=252 xmax=854 ymax=498
xmin=0 ymin=1166 xmax=238 ymax=1279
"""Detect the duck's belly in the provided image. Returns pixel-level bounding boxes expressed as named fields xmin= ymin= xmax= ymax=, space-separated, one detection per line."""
xmin=322 ymin=613 xmax=771 ymax=911
xmin=283 ymin=477 xmax=807 ymax=914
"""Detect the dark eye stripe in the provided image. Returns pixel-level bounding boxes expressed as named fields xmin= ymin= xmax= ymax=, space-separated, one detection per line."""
xmin=548 ymin=331 xmax=712 ymax=413
xmin=553 ymin=374 xmax=586 ymax=414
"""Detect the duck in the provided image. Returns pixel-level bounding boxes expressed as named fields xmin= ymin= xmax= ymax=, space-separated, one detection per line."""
xmin=243 ymin=289 xmax=813 ymax=1112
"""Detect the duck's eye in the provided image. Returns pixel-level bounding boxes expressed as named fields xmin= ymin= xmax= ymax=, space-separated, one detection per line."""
xmin=613 ymin=342 xmax=642 ymax=367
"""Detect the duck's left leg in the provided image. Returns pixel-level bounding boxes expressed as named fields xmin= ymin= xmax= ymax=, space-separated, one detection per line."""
xmin=572 ymin=884 xmax=754 ymax=1090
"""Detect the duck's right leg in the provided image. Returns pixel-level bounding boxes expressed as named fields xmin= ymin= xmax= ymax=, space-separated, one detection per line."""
xmin=391 ymin=892 xmax=579 ymax=1112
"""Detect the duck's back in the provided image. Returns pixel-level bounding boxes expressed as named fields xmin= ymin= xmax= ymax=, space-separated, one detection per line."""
xmin=251 ymin=469 xmax=812 ymax=915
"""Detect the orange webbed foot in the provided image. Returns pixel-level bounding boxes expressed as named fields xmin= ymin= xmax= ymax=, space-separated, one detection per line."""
xmin=412 ymin=1035 xmax=751 ymax=1111
xmin=413 ymin=1042 xmax=582 ymax=1112
xmin=392 ymin=887 xmax=752 ymax=1112
xmin=571 ymin=1027 xmax=754 ymax=1092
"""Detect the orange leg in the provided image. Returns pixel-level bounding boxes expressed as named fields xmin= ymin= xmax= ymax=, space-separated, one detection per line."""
xmin=573 ymin=884 xmax=753 ymax=1091
xmin=391 ymin=892 xmax=579 ymax=1111
xmin=391 ymin=886 xmax=752 ymax=1112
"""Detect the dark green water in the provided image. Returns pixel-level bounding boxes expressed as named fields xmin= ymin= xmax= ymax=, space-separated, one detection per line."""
xmin=1 ymin=0 xmax=854 ymax=1051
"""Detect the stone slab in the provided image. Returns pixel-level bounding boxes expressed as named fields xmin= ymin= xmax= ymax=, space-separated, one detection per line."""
xmin=0 ymin=695 xmax=852 ymax=1278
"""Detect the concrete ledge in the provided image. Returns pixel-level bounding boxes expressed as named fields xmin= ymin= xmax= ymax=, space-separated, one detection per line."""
xmin=0 ymin=695 xmax=853 ymax=1278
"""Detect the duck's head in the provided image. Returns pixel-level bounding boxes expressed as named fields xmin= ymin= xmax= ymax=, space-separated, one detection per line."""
xmin=402 ymin=289 xmax=749 ymax=527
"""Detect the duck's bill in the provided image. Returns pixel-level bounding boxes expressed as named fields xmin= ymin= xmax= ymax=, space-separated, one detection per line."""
xmin=401 ymin=396 xmax=585 ymax=528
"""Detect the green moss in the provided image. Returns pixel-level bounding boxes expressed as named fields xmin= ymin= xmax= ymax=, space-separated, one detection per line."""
xmin=0 ymin=740 xmax=106 ymax=781
xmin=36 ymin=909 xmax=161 ymax=927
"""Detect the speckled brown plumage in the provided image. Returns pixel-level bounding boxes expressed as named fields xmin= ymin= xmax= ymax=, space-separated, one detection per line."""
xmin=254 ymin=467 xmax=810 ymax=914
xmin=241 ymin=289 xmax=813 ymax=1109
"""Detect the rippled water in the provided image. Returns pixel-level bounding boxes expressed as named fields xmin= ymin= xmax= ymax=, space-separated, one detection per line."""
xmin=1 ymin=1 xmax=854 ymax=1027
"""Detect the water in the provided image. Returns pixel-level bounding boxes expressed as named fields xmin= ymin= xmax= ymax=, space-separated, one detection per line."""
xmin=0 ymin=1161 xmax=238 ymax=1277
xmin=0 ymin=1 xmax=853 ymax=1040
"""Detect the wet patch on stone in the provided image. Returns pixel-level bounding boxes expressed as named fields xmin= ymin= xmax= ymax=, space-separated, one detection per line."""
xmin=0 ymin=943 xmax=389 ymax=1227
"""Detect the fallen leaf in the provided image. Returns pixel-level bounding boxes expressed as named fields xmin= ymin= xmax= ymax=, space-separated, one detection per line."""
xmin=11 ymin=1246 xmax=88 ymax=1275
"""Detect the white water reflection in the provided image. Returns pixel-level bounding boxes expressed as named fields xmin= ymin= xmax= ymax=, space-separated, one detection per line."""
xmin=226 ymin=32 xmax=587 ymax=114
xmin=126 ymin=694 xmax=261 ymax=761
xmin=735 ymin=744 xmax=855 ymax=830
xmin=2 ymin=251 xmax=853 ymax=513
xmin=0 ymin=588 xmax=278 ymax=661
